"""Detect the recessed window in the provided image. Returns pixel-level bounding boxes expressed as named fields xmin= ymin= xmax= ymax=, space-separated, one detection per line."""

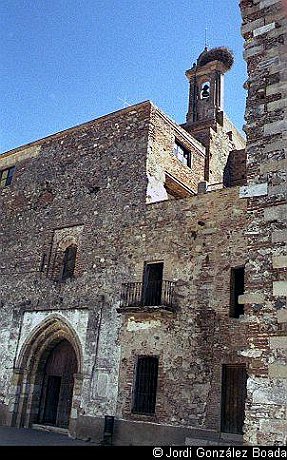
xmin=61 ymin=244 xmax=77 ymax=280
xmin=132 ymin=356 xmax=159 ymax=415
xmin=173 ymin=140 xmax=192 ymax=168
xmin=230 ymin=266 xmax=245 ymax=318
xmin=0 ymin=166 xmax=15 ymax=188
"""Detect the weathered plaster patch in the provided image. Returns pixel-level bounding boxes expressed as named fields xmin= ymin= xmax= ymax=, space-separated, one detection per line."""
xmin=127 ymin=317 xmax=161 ymax=332
xmin=239 ymin=183 xmax=268 ymax=198
xmin=16 ymin=309 xmax=89 ymax=363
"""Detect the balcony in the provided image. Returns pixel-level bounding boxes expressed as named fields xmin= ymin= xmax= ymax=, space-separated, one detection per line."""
xmin=119 ymin=280 xmax=176 ymax=312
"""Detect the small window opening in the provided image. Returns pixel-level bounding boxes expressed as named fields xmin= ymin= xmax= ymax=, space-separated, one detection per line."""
xmin=132 ymin=356 xmax=159 ymax=415
xmin=230 ymin=266 xmax=245 ymax=318
xmin=40 ymin=254 xmax=47 ymax=272
xmin=173 ymin=140 xmax=192 ymax=168
xmin=61 ymin=245 xmax=77 ymax=280
xmin=0 ymin=166 xmax=15 ymax=188
xmin=227 ymin=131 xmax=233 ymax=141
xmin=200 ymin=81 xmax=210 ymax=100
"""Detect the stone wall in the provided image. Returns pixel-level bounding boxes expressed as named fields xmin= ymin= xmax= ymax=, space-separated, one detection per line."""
xmin=0 ymin=99 xmax=248 ymax=443
xmin=209 ymin=116 xmax=246 ymax=185
xmin=184 ymin=115 xmax=246 ymax=186
xmin=146 ymin=105 xmax=205 ymax=203
xmin=0 ymin=72 xmax=255 ymax=444
xmin=240 ymin=0 xmax=287 ymax=446
xmin=0 ymin=101 xmax=154 ymax=427
xmin=116 ymin=186 xmax=248 ymax=442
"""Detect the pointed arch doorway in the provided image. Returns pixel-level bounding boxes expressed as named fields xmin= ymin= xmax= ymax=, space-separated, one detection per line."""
xmin=12 ymin=316 xmax=83 ymax=432
xmin=38 ymin=340 xmax=77 ymax=427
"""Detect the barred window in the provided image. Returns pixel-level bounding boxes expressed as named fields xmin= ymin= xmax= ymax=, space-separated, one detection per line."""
xmin=132 ymin=356 xmax=159 ymax=415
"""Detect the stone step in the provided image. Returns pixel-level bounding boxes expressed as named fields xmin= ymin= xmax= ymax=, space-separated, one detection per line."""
xmin=32 ymin=424 xmax=69 ymax=436
xmin=185 ymin=433 xmax=243 ymax=446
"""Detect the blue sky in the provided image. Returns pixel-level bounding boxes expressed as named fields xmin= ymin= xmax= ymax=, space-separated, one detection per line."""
xmin=0 ymin=0 xmax=246 ymax=153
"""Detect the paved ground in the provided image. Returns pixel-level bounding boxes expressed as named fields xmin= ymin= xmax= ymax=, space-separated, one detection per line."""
xmin=0 ymin=426 xmax=95 ymax=446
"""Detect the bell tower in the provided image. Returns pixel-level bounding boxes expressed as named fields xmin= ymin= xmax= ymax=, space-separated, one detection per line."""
xmin=182 ymin=47 xmax=245 ymax=183
xmin=185 ymin=47 xmax=233 ymax=129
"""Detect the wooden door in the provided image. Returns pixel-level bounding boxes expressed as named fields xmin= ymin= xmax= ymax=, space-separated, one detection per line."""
xmin=38 ymin=340 xmax=77 ymax=427
xmin=221 ymin=364 xmax=247 ymax=434
xmin=43 ymin=376 xmax=61 ymax=425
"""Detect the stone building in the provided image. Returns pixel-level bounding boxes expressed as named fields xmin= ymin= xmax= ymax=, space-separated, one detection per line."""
xmin=240 ymin=0 xmax=287 ymax=446
xmin=0 ymin=0 xmax=286 ymax=446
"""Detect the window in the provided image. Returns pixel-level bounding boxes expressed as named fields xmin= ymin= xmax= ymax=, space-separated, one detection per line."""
xmin=61 ymin=245 xmax=77 ymax=280
xmin=45 ymin=226 xmax=83 ymax=281
xmin=173 ymin=140 xmax=192 ymax=168
xmin=132 ymin=356 xmax=159 ymax=415
xmin=226 ymin=131 xmax=233 ymax=141
xmin=0 ymin=166 xmax=15 ymax=188
xmin=200 ymin=81 xmax=210 ymax=100
xmin=230 ymin=266 xmax=245 ymax=318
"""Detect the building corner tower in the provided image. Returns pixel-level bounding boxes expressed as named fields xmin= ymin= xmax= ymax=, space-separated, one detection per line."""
xmin=240 ymin=0 xmax=287 ymax=446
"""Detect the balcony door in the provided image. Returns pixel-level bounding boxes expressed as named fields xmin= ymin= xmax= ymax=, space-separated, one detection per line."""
xmin=143 ymin=262 xmax=163 ymax=306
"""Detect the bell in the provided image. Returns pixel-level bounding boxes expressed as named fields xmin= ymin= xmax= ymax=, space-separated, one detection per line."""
xmin=201 ymin=84 xmax=210 ymax=99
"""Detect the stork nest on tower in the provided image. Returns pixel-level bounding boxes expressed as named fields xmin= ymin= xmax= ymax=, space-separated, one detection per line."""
xmin=197 ymin=47 xmax=234 ymax=70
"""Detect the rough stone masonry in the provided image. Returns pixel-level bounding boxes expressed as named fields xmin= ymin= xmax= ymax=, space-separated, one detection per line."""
xmin=0 ymin=0 xmax=285 ymax=447
xmin=240 ymin=0 xmax=287 ymax=446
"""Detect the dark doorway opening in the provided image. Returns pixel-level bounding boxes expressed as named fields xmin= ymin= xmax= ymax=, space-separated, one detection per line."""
xmin=143 ymin=262 xmax=163 ymax=306
xmin=221 ymin=364 xmax=247 ymax=434
xmin=38 ymin=340 xmax=77 ymax=428
xmin=43 ymin=376 xmax=61 ymax=425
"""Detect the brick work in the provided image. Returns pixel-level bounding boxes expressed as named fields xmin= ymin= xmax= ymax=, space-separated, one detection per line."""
xmin=240 ymin=0 xmax=287 ymax=446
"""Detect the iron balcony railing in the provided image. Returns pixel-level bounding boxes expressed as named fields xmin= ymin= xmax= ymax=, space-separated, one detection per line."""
xmin=120 ymin=280 xmax=176 ymax=310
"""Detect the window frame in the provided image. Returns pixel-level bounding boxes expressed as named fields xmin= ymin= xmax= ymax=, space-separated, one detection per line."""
xmin=0 ymin=166 xmax=15 ymax=188
xmin=61 ymin=244 xmax=77 ymax=281
xmin=173 ymin=140 xmax=192 ymax=168
xmin=132 ymin=355 xmax=159 ymax=416
xmin=229 ymin=265 xmax=245 ymax=318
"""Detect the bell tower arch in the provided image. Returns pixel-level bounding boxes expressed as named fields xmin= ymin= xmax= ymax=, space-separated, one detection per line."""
xmin=182 ymin=47 xmax=245 ymax=184
xmin=185 ymin=47 xmax=233 ymax=128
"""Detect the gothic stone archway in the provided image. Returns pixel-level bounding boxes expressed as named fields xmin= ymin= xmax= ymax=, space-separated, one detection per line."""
xmin=12 ymin=316 xmax=83 ymax=432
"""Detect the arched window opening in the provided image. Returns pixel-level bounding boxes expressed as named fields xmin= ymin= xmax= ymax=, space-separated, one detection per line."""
xmin=62 ymin=245 xmax=77 ymax=280
xmin=200 ymin=81 xmax=210 ymax=100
